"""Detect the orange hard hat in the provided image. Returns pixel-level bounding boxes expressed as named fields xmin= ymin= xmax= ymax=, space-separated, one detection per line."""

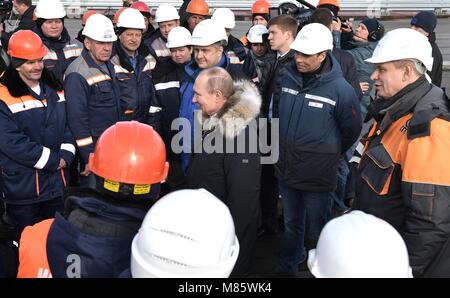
xmin=8 ymin=30 xmax=47 ymax=60
xmin=317 ymin=0 xmax=341 ymax=9
xmin=186 ymin=0 xmax=209 ymax=16
xmin=131 ymin=1 xmax=151 ymax=14
xmin=89 ymin=121 xmax=169 ymax=186
xmin=251 ymin=0 xmax=271 ymax=14
xmin=113 ymin=7 xmax=127 ymax=25
xmin=82 ymin=10 xmax=98 ymax=26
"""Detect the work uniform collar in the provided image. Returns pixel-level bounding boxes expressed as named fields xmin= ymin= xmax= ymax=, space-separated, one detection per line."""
xmin=373 ymin=75 xmax=431 ymax=131
xmin=64 ymin=189 xmax=147 ymax=223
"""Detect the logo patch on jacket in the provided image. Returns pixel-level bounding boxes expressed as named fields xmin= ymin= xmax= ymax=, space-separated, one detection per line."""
xmin=400 ymin=119 xmax=410 ymax=134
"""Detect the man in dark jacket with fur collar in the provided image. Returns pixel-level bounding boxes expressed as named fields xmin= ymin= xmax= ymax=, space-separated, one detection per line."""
xmin=187 ymin=67 xmax=261 ymax=277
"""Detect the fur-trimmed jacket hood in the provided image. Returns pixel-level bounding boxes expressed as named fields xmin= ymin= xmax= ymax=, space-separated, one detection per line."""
xmin=203 ymin=80 xmax=261 ymax=139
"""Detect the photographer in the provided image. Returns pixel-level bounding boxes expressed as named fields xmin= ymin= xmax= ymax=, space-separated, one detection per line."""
xmin=1 ymin=0 xmax=35 ymax=49
xmin=337 ymin=18 xmax=385 ymax=119
xmin=12 ymin=0 xmax=35 ymax=31
xmin=317 ymin=0 xmax=352 ymax=48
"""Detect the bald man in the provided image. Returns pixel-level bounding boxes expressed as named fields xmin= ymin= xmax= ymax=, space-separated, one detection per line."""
xmin=187 ymin=67 xmax=262 ymax=277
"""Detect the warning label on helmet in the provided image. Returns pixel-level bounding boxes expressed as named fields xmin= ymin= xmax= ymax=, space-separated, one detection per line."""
xmin=133 ymin=184 xmax=151 ymax=195
xmin=104 ymin=179 xmax=120 ymax=192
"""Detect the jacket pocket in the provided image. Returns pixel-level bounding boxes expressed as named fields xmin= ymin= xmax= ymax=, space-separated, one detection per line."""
xmin=410 ymin=183 xmax=435 ymax=220
xmin=0 ymin=167 xmax=37 ymax=202
xmin=360 ymin=144 xmax=394 ymax=195
xmin=92 ymin=81 xmax=115 ymax=107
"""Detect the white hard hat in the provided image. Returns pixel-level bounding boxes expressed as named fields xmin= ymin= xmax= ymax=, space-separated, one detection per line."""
xmin=365 ymin=28 xmax=433 ymax=71
xmin=154 ymin=4 xmax=180 ymax=23
xmin=130 ymin=189 xmax=239 ymax=278
xmin=247 ymin=24 xmax=269 ymax=44
xmin=82 ymin=14 xmax=117 ymax=42
xmin=308 ymin=211 xmax=413 ymax=278
xmin=211 ymin=8 xmax=236 ymax=29
xmin=166 ymin=26 xmax=192 ymax=48
xmin=191 ymin=19 xmax=228 ymax=47
xmin=290 ymin=23 xmax=333 ymax=55
xmin=34 ymin=0 xmax=66 ymax=19
xmin=117 ymin=8 xmax=146 ymax=30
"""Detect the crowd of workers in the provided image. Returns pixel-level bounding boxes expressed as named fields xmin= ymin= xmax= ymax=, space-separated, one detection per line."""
xmin=0 ymin=0 xmax=448 ymax=278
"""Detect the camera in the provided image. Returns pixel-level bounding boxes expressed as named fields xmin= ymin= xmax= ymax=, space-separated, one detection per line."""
xmin=0 ymin=0 xmax=12 ymax=19
xmin=271 ymin=0 xmax=316 ymax=31
xmin=333 ymin=15 xmax=350 ymax=29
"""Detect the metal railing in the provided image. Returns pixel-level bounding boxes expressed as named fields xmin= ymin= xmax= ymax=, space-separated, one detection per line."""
xmin=37 ymin=0 xmax=450 ymax=15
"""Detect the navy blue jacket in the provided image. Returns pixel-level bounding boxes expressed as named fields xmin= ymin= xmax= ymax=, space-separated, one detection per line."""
xmin=64 ymin=49 xmax=124 ymax=164
xmin=46 ymin=190 xmax=147 ymax=277
xmin=34 ymin=27 xmax=83 ymax=83
xmin=0 ymin=68 xmax=74 ymax=205
xmin=143 ymin=29 xmax=171 ymax=62
xmin=111 ymin=42 xmax=161 ymax=130
xmin=275 ymin=54 xmax=362 ymax=191
xmin=226 ymin=35 xmax=248 ymax=63
xmin=152 ymin=57 xmax=185 ymax=161
xmin=428 ymin=32 xmax=443 ymax=87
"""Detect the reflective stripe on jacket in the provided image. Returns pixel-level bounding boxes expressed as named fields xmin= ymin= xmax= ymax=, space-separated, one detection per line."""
xmin=353 ymin=81 xmax=450 ymax=277
xmin=64 ymin=50 xmax=124 ymax=164
xmin=0 ymin=74 xmax=74 ymax=204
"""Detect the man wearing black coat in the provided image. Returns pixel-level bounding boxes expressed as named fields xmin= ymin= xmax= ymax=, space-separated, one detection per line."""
xmin=411 ymin=11 xmax=443 ymax=87
xmin=13 ymin=0 xmax=35 ymax=30
xmin=1 ymin=0 xmax=36 ymax=49
xmin=187 ymin=67 xmax=261 ymax=277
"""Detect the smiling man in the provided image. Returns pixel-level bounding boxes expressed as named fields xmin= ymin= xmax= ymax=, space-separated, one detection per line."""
xmin=352 ymin=28 xmax=450 ymax=278
xmin=144 ymin=4 xmax=180 ymax=61
xmin=110 ymin=8 xmax=161 ymax=126
xmin=188 ymin=67 xmax=261 ymax=277
xmin=0 ymin=30 xmax=74 ymax=238
xmin=178 ymin=19 xmax=251 ymax=174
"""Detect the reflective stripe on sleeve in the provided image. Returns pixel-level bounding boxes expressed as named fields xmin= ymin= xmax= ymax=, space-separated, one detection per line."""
xmin=34 ymin=147 xmax=51 ymax=170
xmin=60 ymin=143 xmax=76 ymax=155
xmin=76 ymin=136 xmax=94 ymax=147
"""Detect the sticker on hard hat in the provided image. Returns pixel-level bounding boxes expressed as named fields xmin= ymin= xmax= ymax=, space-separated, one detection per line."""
xmin=103 ymin=29 xmax=114 ymax=39
xmin=104 ymin=179 xmax=120 ymax=192
xmin=133 ymin=184 xmax=151 ymax=195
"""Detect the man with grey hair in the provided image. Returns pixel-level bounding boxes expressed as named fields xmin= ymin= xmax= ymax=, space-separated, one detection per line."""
xmin=187 ymin=67 xmax=261 ymax=277
xmin=352 ymin=28 xmax=450 ymax=277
